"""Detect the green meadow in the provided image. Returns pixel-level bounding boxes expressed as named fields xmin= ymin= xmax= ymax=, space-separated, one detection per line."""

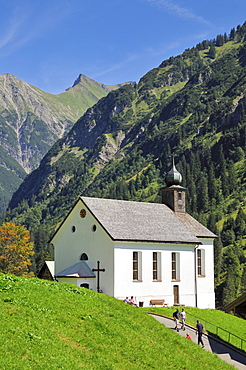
xmin=0 ymin=274 xmax=234 ymax=369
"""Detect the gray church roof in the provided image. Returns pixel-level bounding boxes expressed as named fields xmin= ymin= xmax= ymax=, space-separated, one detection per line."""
xmin=81 ymin=196 xmax=216 ymax=244
xmin=55 ymin=261 xmax=96 ymax=278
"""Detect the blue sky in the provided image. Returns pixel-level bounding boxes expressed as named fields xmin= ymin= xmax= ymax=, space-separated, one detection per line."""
xmin=0 ymin=0 xmax=245 ymax=94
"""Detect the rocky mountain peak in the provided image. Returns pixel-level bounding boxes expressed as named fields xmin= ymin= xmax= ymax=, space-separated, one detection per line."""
xmin=71 ymin=74 xmax=88 ymax=87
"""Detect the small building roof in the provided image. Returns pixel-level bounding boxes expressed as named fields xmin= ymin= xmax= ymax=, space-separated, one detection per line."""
xmin=37 ymin=260 xmax=55 ymax=281
xmin=45 ymin=261 xmax=55 ymax=276
xmin=55 ymin=261 xmax=96 ymax=278
xmin=80 ymin=196 xmax=216 ymax=244
xmin=224 ymin=292 xmax=246 ymax=316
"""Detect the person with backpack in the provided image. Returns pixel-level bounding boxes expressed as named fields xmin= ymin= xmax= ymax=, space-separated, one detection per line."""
xmin=173 ymin=309 xmax=180 ymax=332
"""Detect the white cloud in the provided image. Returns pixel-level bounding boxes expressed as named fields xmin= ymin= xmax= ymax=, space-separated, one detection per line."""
xmin=0 ymin=3 xmax=72 ymax=57
xmin=0 ymin=10 xmax=27 ymax=49
xmin=144 ymin=0 xmax=211 ymax=25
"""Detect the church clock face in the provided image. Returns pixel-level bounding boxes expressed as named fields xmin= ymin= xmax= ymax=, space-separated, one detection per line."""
xmin=80 ymin=209 xmax=86 ymax=218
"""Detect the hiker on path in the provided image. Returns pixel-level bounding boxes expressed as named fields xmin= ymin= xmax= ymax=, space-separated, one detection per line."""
xmin=173 ymin=309 xmax=180 ymax=332
xmin=180 ymin=308 xmax=186 ymax=331
xmin=196 ymin=320 xmax=205 ymax=347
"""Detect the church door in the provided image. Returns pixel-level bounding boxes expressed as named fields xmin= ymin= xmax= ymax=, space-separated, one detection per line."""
xmin=173 ymin=285 xmax=179 ymax=304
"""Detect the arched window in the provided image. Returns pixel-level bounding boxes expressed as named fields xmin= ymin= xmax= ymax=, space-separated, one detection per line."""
xmin=80 ymin=253 xmax=88 ymax=261
xmin=80 ymin=283 xmax=89 ymax=289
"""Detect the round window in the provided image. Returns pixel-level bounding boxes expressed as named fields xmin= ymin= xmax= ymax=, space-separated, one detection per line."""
xmin=92 ymin=225 xmax=97 ymax=232
xmin=80 ymin=209 xmax=86 ymax=218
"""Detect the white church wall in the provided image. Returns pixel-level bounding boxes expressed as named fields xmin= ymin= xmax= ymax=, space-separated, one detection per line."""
xmin=53 ymin=200 xmax=115 ymax=294
xmin=196 ymin=239 xmax=215 ymax=309
xmin=114 ymin=242 xmax=199 ymax=307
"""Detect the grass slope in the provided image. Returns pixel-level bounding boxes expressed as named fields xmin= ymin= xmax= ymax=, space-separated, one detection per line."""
xmin=0 ymin=274 xmax=233 ymax=370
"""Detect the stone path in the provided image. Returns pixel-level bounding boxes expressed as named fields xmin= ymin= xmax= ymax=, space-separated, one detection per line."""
xmin=150 ymin=313 xmax=246 ymax=370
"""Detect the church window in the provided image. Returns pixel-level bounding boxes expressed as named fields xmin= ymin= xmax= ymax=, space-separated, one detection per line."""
xmin=171 ymin=252 xmax=180 ymax=281
xmin=133 ymin=251 xmax=142 ymax=281
xmin=197 ymin=249 xmax=205 ymax=276
xmin=153 ymin=252 xmax=161 ymax=281
xmin=71 ymin=226 xmax=76 ymax=232
xmin=81 ymin=253 xmax=88 ymax=261
xmin=80 ymin=209 xmax=86 ymax=218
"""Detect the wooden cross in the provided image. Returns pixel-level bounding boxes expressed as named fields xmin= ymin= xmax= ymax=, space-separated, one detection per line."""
xmin=92 ymin=261 xmax=105 ymax=293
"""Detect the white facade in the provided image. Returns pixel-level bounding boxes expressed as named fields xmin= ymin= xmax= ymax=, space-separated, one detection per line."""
xmin=52 ymin=198 xmax=215 ymax=309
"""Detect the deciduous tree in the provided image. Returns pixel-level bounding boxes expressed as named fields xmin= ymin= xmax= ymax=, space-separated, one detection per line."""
xmin=0 ymin=222 xmax=34 ymax=276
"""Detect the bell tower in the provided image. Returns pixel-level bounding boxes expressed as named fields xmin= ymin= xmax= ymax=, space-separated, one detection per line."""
xmin=160 ymin=158 xmax=186 ymax=213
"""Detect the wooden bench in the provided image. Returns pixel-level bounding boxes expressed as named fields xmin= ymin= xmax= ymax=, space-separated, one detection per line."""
xmin=150 ymin=299 xmax=168 ymax=307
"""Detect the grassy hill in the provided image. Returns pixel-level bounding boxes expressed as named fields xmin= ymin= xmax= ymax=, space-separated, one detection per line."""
xmin=0 ymin=274 xmax=233 ymax=370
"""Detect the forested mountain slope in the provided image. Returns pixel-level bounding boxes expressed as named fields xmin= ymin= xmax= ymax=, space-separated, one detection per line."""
xmin=0 ymin=73 xmax=126 ymax=210
xmin=4 ymin=23 xmax=246 ymax=306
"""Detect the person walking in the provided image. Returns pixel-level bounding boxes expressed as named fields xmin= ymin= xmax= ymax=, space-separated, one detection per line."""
xmin=180 ymin=308 xmax=186 ymax=331
xmin=173 ymin=309 xmax=180 ymax=332
xmin=196 ymin=320 xmax=204 ymax=347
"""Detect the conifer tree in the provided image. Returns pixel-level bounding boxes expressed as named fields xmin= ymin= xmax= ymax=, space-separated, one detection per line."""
xmin=230 ymin=27 xmax=236 ymax=40
xmin=208 ymin=44 xmax=216 ymax=59
xmin=214 ymin=232 xmax=222 ymax=284
xmin=196 ymin=176 xmax=209 ymax=212
xmin=208 ymin=164 xmax=218 ymax=202
xmin=235 ymin=207 xmax=246 ymax=240
xmin=222 ymin=246 xmax=241 ymax=306
xmin=218 ymin=146 xmax=229 ymax=197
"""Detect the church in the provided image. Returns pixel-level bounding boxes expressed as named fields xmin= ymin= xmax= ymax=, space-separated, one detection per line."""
xmin=49 ymin=162 xmax=216 ymax=308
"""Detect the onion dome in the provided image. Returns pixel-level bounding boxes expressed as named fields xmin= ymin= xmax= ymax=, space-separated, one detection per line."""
xmin=165 ymin=158 xmax=182 ymax=186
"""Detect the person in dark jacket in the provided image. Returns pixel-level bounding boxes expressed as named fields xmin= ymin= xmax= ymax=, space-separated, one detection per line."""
xmin=196 ymin=320 xmax=204 ymax=347
xmin=173 ymin=309 xmax=180 ymax=332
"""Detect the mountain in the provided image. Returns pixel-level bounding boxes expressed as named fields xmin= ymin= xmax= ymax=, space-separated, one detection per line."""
xmin=0 ymin=73 xmax=129 ymax=210
xmin=4 ymin=23 xmax=246 ymax=306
